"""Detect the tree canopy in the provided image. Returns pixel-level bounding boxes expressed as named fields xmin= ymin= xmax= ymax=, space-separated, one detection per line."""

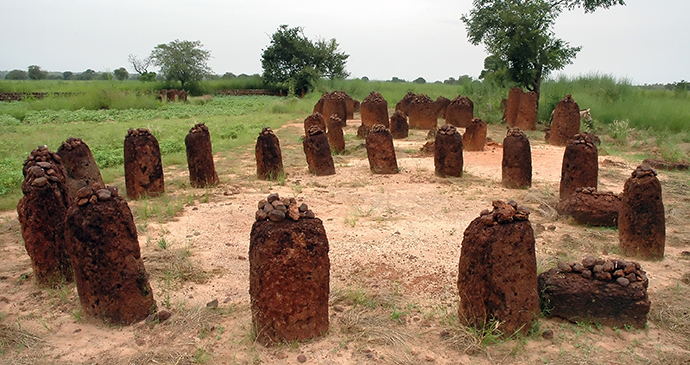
xmin=5 ymin=69 xmax=28 ymax=80
xmin=150 ymin=40 xmax=212 ymax=89
xmin=113 ymin=67 xmax=129 ymax=81
xmin=28 ymin=65 xmax=48 ymax=80
xmin=462 ymin=0 xmax=625 ymax=97
xmin=261 ymin=25 xmax=349 ymax=95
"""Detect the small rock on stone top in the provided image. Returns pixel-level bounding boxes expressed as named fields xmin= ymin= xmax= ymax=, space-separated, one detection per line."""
xmin=255 ymin=193 xmax=314 ymax=222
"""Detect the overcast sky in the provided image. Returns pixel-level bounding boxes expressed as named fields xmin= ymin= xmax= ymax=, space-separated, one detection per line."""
xmin=1 ymin=0 xmax=688 ymax=85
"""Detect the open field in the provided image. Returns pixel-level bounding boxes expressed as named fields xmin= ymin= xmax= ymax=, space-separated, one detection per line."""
xmin=1 ymin=97 xmax=690 ymax=364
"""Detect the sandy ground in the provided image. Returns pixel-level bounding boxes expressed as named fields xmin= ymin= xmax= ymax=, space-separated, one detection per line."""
xmin=1 ymin=118 xmax=689 ymax=365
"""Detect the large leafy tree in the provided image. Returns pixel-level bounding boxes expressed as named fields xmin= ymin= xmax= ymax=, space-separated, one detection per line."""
xmin=150 ymin=40 xmax=212 ymax=89
xmin=28 ymin=65 xmax=48 ymax=80
xmin=462 ymin=0 xmax=625 ymax=98
xmin=261 ymin=25 xmax=349 ymax=96
xmin=113 ymin=67 xmax=129 ymax=81
xmin=5 ymin=69 xmax=28 ymax=80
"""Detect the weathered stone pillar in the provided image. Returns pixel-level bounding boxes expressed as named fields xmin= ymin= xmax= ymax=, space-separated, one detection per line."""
xmin=17 ymin=147 xmax=73 ymax=287
xmin=395 ymin=91 xmax=416 ymax=116
xmin=462 ymin=118 xmax=487 ymax=151
xmin=185 ymin=123 xmax=219 ymax=188
xmin=56 ymin=137 xmax=104 ymax=202
xmin=322 ymin=92 xmax=347 ymax=126
xmin=326 ymin=115 xmax=345 ymax=153
xmin=124 ymin=128 xmax=165 ymax=200
xmin=65 ymin=184 xmax=155 ymax=325
xmin=389 ymin=110 xmax=409 ymax=139
xmin=255 ymin=127 xmax=284 ymax=180
xmin=516 ymin=91 xmax=538 ymax=131
xmin=303 ymin=126 xmax=336 ymax=176
xmin=407 ymin=94 xmax=438 ymax=130
xmin=618 ymin=166 xmax=665 ymax=260
xmin=366 ymin=124 xmax=398 ymax=174
xmin=458 ymin=201 xmax=539 ymax=335
xmin=549 ymin=94 xmax=581 ymax=146
xmin=505 ymin=87 xmax=521 ymax=127
xmin=304 ymin=112 xmax=326 ymax=135
xmin=445 ymin=96 xmax=474 ymax=128
xmin=435 ymin=96 xmax=451 ymax=119
xmin=556 ymin=187 xmax=620 ymax=227
xmin=559 ymin=133 xmax=598 ymax=200
xmin=360 ymin=91 xmax=389 ymax=127
xmin=502 ymin=128 xmax=532 ymax=189
xmin=250 ymin=193 xmax=329 ymax=345
xmin=434 ymin=124 xmax=463 ymax=178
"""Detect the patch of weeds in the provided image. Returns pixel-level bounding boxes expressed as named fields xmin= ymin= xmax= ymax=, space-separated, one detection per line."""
xmin=608 ymin=119 xmax=631 ymax=146
xmin=0 ymin=323 xmax=43 ymax=354
xmin=158 ymin=237 xmax=168 ymax=250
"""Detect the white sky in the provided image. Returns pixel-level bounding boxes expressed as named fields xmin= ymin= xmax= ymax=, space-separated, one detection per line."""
xmin=1 ymin=0 xmax=688 ymax=85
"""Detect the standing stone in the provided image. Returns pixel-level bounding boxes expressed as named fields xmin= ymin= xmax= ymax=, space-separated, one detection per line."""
xmin=304 ymin=112 xmax=327 ymax=135
xmin=250 ymin=193 xmax=329 ymax=345
xmin=356 ymin=123 xmax=371 ymax=139
xmin=366 ymin=125 xmax=398 ymax=174
xmin=326 ymin=115 xmax=346 ymax=153
xmin=434 ymin=124 xmax=464 ymax=178
xmin=339 ymin=91 xmax=358 ymax=120
xmin=502 ymin=128 xmax=532 ymax=189
xmin=458 ymin=201 xmax=539 ymax=335
xmin=124 ymin=128 xmax=165 ymax=200
xmin=516 ymin=91 xmax=538 ymax=131
xmin=322 ymin=92 xmax=347 ymax=127
xmin=559 ymin=133 xmax=598 ymax=200
xmin=395 ymin=91 xmax=416 ymax=116
xmin=445 ymin=96 xmax=474 ymax=128
xmin=17 ymin=147 xmax=73 ymax=287
xmin=185 ymin=123 xmax=219 ymax=188
xmin=255 ymin=127 xmax=284 ymax=180
xmin=556 ymin=187 xmax=620 ymax=227
xmin=65 ymin=184 xmax=155 ymax=325
xmin=618 ymin=166 xmax=665 ymax=260
xmin=313 ymin=93 xmax=327 ymax=115
xmin=462 ymin=118 xmax=487 ymax=151
xmin=407 ymin=94 xmax=439 ymax=130
xmin=435 ymin=96 xmax=451 ymax=119
xmin=389 ymin=110 xmax=409 ymax=139
xmin=549 ymin=95 xmax=581 ymax=146
xmin=360 ymin=91 xmax=389 ymax=128
xmin=303 ymin=126 xmax=335 ymax=176
xmin=56 ymin=137 xmax=104 ymax=203
xmin=505 ymin=87 xmax=521 ymax=127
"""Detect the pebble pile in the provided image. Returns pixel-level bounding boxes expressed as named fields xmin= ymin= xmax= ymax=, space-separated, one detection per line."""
xmin=555 ymin=256 xmax=645 ymax=287
xmin=75 ymin=184 xmax=119 ymax=206
xmin=478 ymin=200 xmax=530 ymax=224
xmin=255 ymin=193 xmax=315 ymax=222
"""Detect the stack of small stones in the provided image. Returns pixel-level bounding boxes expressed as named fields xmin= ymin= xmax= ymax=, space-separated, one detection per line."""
xmin=23 ymin=145 xmax=66 ymax=180
xmin=478 ymin=200 xmax=530 ymax=224
xmin=556 ymin=256 xmax=644 ymax=287
xmin=255 ymin=193 xmax=315 ymax=223
xmin=75 ymin=183 xmax=118 ymax=206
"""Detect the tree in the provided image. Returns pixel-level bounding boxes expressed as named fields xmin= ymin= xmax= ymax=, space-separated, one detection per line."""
xmin=5 ymin=69 xmax=28 ymax=80
xmin=28 ymin=65 xmax=48 ymax=80
xmin=150 ymin=40 xmax=212 ymax=89
xmin=413 ymin=77 xmax=427 ymax=84
xmin=261 ymin=25 xmax=349 ymax=95
xmin=76 ymin=69 xmax=96 ymax=80
xmin=462 ymin=0 xmax=625 ymax=99
xmin=113 ymin=67 xmax=129 ymax=81
xmin=128 ymin=54 xmax=157 ymax=82
xmin=63 ymin=71 xmax=73 ymax=80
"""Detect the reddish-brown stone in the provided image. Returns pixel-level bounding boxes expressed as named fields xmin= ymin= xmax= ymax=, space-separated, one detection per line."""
xmin=304 ymin=113 xmax=326 ymax=135
xmin=56 ymin=138 xmax=104 ymax=203
xmin=618 ymin=166 xmax=665 ymax=260
xmin=538 ymin=260 xmax=650 ymax=328
xmin=166 ymin=89 xmax=176 ymax=102
xmin=322 ymin=92 xmax=347 ymax=127
xmin=249 ymin=213 xmax=330 ymax=345
xmin=556 ymin=187 xmax=620 ymax=227
xmin=366 ymin=124 xmax=398 ymax=174
xmin=462 ymin=118 xmax=487 ymax=151
xmin=185 ymin=123 xmax=219 ymax=188
xmin=434 ymin=124 xmax=463 ymax=178
xmin=360 ymin=91 xmax=389 ymax=127
xmin=339 ymin=92 xmax=357 ymax=120
xmin=255 ymin=127 xmax=284 ymax=180
xmin=408 ymin=94 xmax=439 ymax=130
xmin=435 ymin=96 xmax=451 ymax=119
xmin=303 ymin=126 xmax=335 ymax=176
xmin=502 ymin=128 xmax=532 ymax=189
xmin=505 ymin=88 xmax=521 ymax=127
xmin=516 ymin=91 xmax=538 ymax=131
xmin=326 ymin=115 xmax=345 ymax=153
xmin=357 ymin=123 xmax=371 ymax=139
xmin=17 ymin=147 xmax=73 ymax=287
xmin=445 ymin=96 xmax=474 ymax=128
xmin=65 ymin=184 xmax=155 ymax=325
xmin=395 ymin=91 xmax=416 ymax=116
xmin=549 ymin=95 xmax=581 ymax=146
xmin=313 ymin=93 xmax=327 ymax=115
xmin=124 ymin=128 xmax=165 ymax=200
xmin=458 ymin=201 xmax=538 ymax=335
xmin=559 ymin=133 xmax=598 ymax=200
xmin=389 ymin=110 xmax=409 ymax=139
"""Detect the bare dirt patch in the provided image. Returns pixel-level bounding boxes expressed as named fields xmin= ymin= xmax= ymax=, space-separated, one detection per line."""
xmin=1 ymin=118 xmax=689 ymax=364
